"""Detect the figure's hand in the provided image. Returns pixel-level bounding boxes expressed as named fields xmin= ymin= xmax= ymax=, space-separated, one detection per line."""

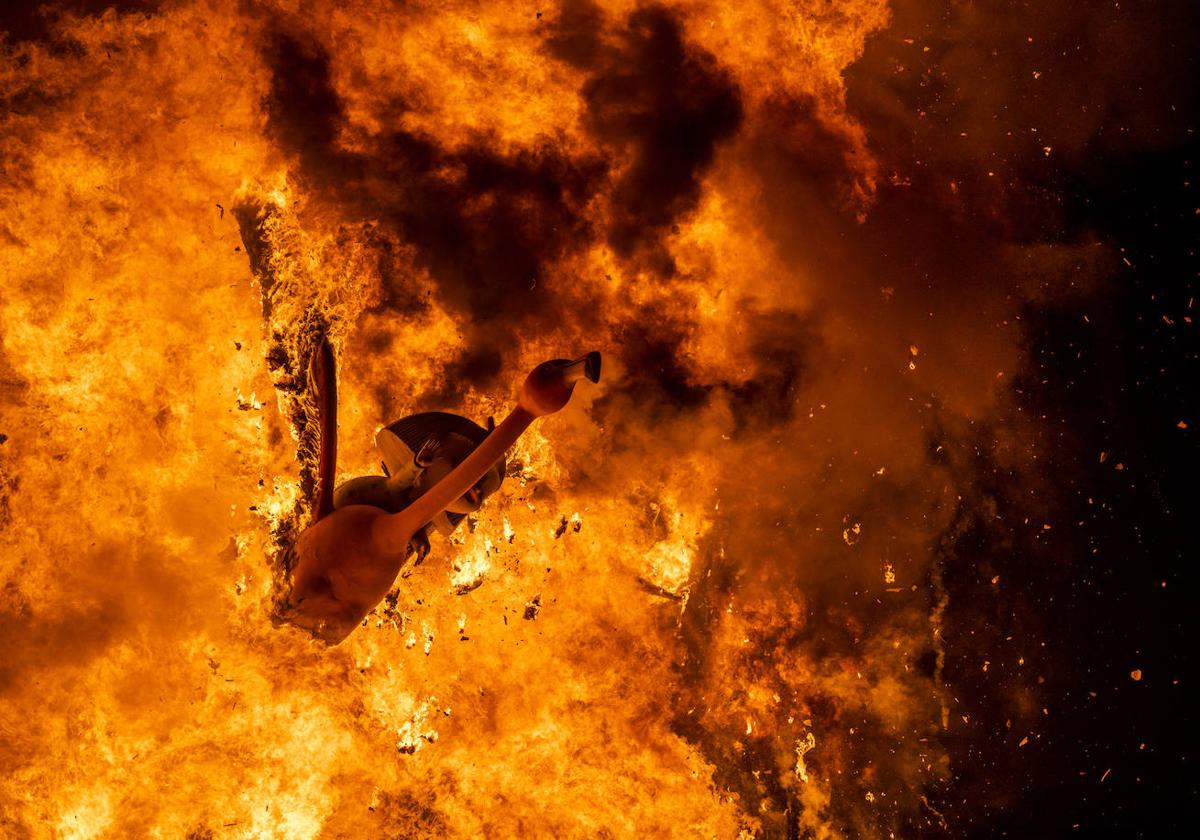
xmin=408 ymin=528 xmax=431 ymax=566
xmin=518 ymin=352 xmax=601 ymax=417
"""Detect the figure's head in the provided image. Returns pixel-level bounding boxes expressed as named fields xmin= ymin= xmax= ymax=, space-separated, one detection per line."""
xmin=376 ymin=412 xmax=506 ymax=517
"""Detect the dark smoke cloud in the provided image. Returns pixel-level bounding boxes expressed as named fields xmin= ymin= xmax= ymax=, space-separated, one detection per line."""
xmin=260 ymin=4 xmax=744 ymax=400
xmin=549 ymin=1 xmax=743 ymax=268
xmin=259 ymin=29 xmax=605 ymax=393
xmin=262 ymin=32 xmax=356 ymax=184
xmin=592 ymin=306 xmax=815 ymax=452
xmin=0 ymin=1 xmax=161 ymax=45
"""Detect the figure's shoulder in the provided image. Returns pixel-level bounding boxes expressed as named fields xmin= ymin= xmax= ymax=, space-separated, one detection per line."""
xmin=332 ymin=475 xmax=411 ymax=514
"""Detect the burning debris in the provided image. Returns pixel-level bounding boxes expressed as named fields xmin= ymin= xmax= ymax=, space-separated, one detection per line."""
xmin=794 ymin=731 xmax=817 ymax=784
xmin=523 ymin=594 xmax=542 ymax=621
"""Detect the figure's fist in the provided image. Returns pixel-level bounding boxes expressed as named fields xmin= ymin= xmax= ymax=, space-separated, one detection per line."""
xmin=518 ymin=352 xmax=601 ymax=417
xmin=408 ymin=528 xmax=431 ymax=565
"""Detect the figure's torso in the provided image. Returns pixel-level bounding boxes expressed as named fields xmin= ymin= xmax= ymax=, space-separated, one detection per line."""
xmin=287 ymin=504 xmax=410 ymax=644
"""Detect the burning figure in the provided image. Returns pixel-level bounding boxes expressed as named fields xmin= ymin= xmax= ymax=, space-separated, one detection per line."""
xmin=281 ymin=341 xmax=601 ymax=645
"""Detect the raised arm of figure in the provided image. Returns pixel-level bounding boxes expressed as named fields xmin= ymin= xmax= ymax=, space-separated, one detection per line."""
xmin=286 ymin=352 xmax=600 ymax=645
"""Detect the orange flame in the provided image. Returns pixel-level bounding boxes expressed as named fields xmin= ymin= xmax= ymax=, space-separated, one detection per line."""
xmin=0 ymin=1 xmax=1068 ymax=836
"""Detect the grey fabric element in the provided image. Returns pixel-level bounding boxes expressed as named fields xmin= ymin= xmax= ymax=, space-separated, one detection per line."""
xmin=373 ymin=411 xmax=507 ymax=536
xmin=386 ymin=411 xmax=491 ymax=451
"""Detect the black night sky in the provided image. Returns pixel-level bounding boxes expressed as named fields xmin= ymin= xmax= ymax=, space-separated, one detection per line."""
xmin=822 ymin=1 xmax=1200 ymax=832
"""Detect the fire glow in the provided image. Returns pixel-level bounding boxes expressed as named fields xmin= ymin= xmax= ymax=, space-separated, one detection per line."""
xmin=1 ymin=0 xmax=1136 ymax=836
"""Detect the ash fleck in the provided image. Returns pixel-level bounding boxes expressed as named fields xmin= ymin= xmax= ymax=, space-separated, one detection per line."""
xmin=523 ymin=594 xmax=542 ymax=621
xmin=554 ymin=516 xmax=569 ymax=538
xmin=453 ymin=577 xmax=485 ymax=596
